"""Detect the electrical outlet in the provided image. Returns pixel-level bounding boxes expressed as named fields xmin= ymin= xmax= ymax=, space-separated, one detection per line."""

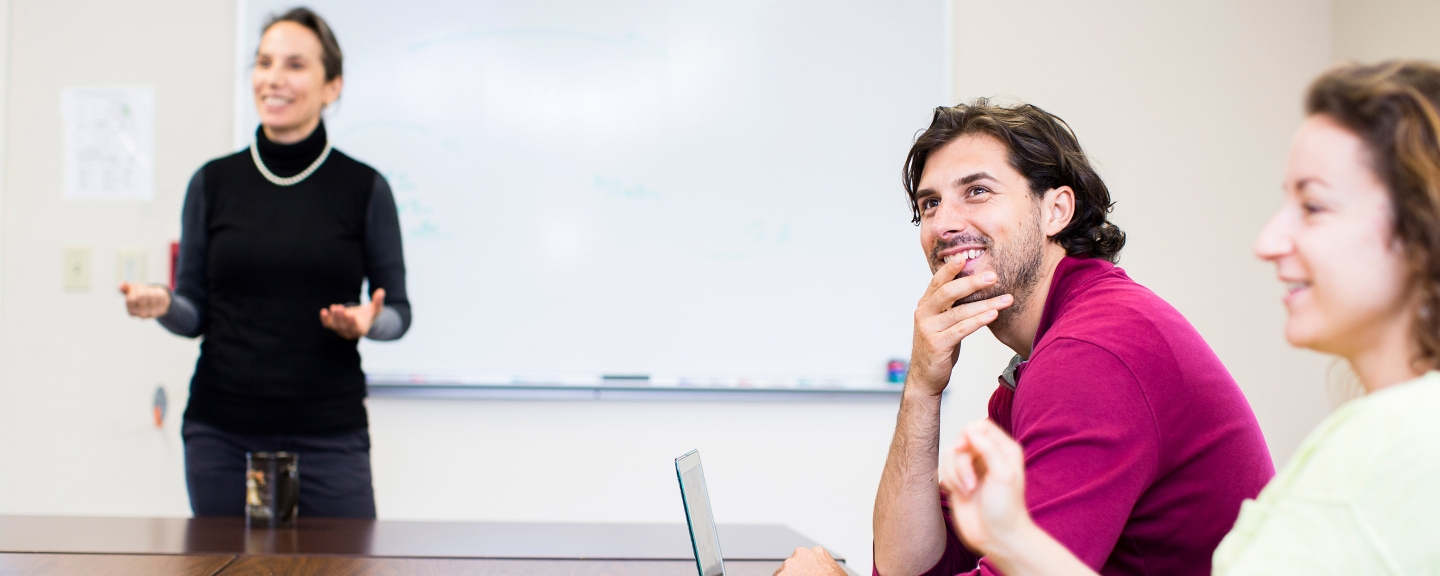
xmin=116 ymin=247 xmax=146 ymax=285
xmin=63 ymin=245 xmax=92 ymax=291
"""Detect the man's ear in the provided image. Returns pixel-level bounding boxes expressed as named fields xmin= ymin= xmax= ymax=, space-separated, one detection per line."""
xmin=1042 ymin=186 xmax=1076 ymax=238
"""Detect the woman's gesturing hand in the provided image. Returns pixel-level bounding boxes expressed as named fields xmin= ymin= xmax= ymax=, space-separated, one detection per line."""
xmin=320 ymin=288 xmax=385 ymax=340
xmin=940 ymin=419 xmax=1034 ymax=556
xmin=120 ymin=282 xmax=172 ymax=318
xmin=940 ymin=419 xmax=1097 ymax=576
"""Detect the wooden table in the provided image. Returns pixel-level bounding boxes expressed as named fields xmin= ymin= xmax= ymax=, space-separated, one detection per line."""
xmin=0 ymin=516 xmax=854 ymax=575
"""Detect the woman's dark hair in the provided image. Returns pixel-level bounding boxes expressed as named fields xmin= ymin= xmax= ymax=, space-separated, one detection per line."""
xmin=262 ymin=7 xmax=343 ymax=82
xmin=1307 ymin=60 xmax=1440 ymax=371
xmin=902 ymin=98 xmax=1125 ymax=263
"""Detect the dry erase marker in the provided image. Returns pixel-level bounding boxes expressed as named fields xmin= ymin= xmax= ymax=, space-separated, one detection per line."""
xmin=887 ymin=359 xmax=908 ymax=383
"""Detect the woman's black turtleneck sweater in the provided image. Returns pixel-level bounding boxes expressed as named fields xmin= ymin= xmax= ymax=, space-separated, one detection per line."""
xmin=158 ymin=122 xmax=411 ymax=435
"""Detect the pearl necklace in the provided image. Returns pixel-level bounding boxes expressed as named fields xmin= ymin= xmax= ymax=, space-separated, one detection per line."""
xmin=250 ymin=137 xmax=334 ymax=187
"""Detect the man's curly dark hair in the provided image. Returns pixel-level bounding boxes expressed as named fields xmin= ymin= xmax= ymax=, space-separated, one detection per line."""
xmin=902 ymin=98 xmax=1126 ymax=263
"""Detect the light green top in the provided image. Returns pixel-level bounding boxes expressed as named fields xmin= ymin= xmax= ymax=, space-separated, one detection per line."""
xmin=1213 ymin=371 xmax=1440 ymax=575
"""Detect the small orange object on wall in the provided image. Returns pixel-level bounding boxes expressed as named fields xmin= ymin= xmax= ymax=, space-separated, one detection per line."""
xmin=153 ymin=385 xmax=167 ymax=428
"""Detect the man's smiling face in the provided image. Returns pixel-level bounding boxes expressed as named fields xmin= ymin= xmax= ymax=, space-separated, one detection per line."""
xmin=915 ymin=133 xmax=1046 ymax=311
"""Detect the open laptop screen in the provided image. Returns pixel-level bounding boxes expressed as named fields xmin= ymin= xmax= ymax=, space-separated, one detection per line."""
xmin=676 ymin=450 xmax=725 ymax=576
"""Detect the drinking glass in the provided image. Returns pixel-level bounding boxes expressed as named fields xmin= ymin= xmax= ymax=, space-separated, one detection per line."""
xmin=245 ymin=451 xmax=299 ymax=528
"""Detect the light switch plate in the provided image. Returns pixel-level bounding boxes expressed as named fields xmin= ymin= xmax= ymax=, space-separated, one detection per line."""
xmin=116 ymin=247 xmax=146 ymax=285
xmin=63 ymin=245 xmax=92 ymax=291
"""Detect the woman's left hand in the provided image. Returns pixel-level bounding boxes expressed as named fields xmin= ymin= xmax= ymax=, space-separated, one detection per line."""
xmin=320 ymin=288 xmax=385 ymax=340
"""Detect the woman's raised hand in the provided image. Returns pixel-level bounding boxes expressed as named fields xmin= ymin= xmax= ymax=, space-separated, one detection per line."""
xmin=120 ymin=282 xmax=172 ymax=318
xmin=319 ymin=288 xmax=385 ymax=340
xmin=941 ymin=419 xmax=1097 ymax=576
xmin=940 ymin=418 xmax=1033 ymax=555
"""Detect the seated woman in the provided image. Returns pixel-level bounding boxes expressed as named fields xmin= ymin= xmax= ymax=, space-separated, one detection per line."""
xmin=935 ymin=60 xmax=1440 ymax=574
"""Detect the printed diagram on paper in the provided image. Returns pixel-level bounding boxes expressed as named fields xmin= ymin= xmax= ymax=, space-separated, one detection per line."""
xmin=61 ymin=87 xmax=154 ymax=201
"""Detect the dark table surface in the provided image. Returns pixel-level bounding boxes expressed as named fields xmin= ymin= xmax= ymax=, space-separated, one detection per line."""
xmin=0 ymin=553 xmax=235 ymax=576
xmin=0 ymin=554 xmax=806 ymax=576
xmin=0 ymin=516 xmax=853 ymax=575
xmin=0 ymin=515 xmax=838 ymax=560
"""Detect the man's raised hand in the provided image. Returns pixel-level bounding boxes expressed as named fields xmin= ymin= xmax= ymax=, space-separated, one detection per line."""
xmin=907 ymin=257 xmax=1013 ymax=396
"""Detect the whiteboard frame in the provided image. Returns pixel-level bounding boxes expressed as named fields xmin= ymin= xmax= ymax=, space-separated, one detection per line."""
xmin=367 ymin=381 xmax=905 ymax=402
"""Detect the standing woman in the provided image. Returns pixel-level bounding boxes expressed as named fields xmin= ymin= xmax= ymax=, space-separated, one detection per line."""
xmin=120 ymin=8 xmax=410 ymax=518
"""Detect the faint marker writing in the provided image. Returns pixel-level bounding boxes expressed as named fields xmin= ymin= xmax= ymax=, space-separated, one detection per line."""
xmin=594 ymin=176 xmax=661 ymax=199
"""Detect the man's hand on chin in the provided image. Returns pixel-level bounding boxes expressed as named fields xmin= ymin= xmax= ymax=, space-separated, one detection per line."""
xmin=772 ymin=546 xmax=849 ymax=576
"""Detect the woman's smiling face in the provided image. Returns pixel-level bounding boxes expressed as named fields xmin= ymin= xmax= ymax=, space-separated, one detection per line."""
xmin=252 ymin=21 xmax=341 ymax=143
xmin=1255 ymin=114 xmax=1414 ymax=358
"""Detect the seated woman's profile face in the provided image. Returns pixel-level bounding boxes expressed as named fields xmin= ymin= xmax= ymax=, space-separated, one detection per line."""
xmin=1256 ymin=114 xmax=1413 ymax=357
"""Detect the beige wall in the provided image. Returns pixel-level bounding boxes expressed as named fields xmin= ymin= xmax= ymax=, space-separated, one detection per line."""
xmin=944 ymin=0 xmax=1337 ymax=466
xmin=0 ymin=0 xmax=234 ymax=515
xmin=1334 ymin=0 xmax=1440 ymax=62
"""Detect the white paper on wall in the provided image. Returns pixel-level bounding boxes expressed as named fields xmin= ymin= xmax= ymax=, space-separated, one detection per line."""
xmin=61 ymin=86 xmax=154 ymax=201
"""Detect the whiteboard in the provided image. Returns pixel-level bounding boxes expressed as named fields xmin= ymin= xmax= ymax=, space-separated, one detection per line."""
xmin=235 ymin=0 xmax=947 ymax=387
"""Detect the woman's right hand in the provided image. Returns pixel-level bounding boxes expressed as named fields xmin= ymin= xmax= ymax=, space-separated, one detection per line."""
xmin=941 ymin=419 xmax=1097 ymax=576
xmin=940 ymin=418 xmax=1035 ymax=555
xmin=120 ymin=282 xmax=172 ymax=318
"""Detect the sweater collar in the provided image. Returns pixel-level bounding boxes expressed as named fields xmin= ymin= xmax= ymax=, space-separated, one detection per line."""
xmin=999 ymin=255 xmax=1114 ymax=391
xmin=1033 ymin=255 xmax=1114 ymax=345
xmin=255 ymin=122 xmax=327 ymax=177
xmin=1002 ymin=256 xmax=1111 ymax=391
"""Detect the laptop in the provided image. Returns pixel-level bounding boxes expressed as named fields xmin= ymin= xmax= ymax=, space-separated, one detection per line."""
xmin=675 ymin=449 xmax=726 ymax=576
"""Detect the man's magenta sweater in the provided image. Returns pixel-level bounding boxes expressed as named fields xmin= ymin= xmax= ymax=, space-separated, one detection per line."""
xmin=912 ymin=256 xmax=1274 ymax=576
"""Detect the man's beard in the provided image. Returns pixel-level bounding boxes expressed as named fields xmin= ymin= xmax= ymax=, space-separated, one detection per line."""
xmin=927 ymin=214 xmax=1045 ymax=323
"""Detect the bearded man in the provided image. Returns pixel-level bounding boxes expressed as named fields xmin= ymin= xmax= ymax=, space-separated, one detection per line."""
xmin=776 ymin=100 xmax=1275 ymax=576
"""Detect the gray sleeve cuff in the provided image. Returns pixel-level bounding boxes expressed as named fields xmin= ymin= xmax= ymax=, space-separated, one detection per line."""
xmin=157 ymin=289 xmax=203 ymax=337
xmin=366 ymin=305 xmax=405 ymax=341
xmin=364 ymin=173 xmax=411 ymax=338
